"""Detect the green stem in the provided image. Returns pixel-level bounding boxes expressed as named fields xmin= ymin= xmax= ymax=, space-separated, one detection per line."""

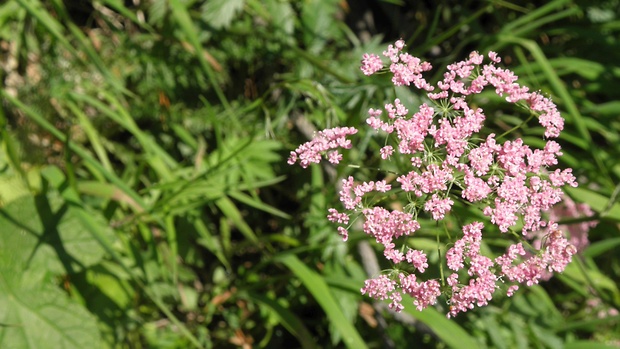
xmin=496 ymin=111 xmax=535 ymax=141
xmin=438 ymin=223 xmax=447 ymax=287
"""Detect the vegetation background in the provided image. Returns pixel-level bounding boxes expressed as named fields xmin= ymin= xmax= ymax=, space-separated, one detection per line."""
xmin=1 ymin=0 xmax=619 ymax=348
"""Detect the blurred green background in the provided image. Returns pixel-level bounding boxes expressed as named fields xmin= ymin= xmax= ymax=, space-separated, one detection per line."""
xmin=1 ymin=0 xmax=619 ymax=348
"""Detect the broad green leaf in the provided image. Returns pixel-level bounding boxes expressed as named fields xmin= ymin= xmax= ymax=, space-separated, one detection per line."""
xmin=0 ymin=195 xmax=61 ymax=277
xmin=263 ymin=0 xmax=294 ymax=35
xmin=86 ymin=267 xmax=133 ymax=309
xmin=0 ymin=173 xmax=31 ymax=205
xmin=0 ymin=194 xmax=110 ymax=276
xmin=0 ymin=271 xmax=101 ymax=349
xmin=55 ymin=205 xmax=114 ymax=269
xmin=0 ymin=196 xmax=102 ymax=348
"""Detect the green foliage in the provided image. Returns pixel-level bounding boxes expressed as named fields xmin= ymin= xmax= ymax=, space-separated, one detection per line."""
xmin=0 ymin=0 xmax=619 ymax=348
xmin=0 ymin=194 xmax=103 ymax=348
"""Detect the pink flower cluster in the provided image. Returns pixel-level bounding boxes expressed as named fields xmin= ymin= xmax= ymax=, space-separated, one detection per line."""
xmin=291 ymin=40 xmax=597 ymax=317
xmin=288 ymin=127 xmax=357 ymax=168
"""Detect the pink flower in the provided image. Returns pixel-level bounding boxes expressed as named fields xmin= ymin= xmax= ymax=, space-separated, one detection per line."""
xmin=361 ymin=275 xmax=396 ymax=300
xmin=468 ymin=134 xmax=499 ymax=176
xmin=380 ymin=146 xmax=394 ymax=159
xmin=406 ymin=249 xmax=429 ymax=273
xmin=411 ymin=279 xmax=442 ymax=311
xmin=488 ymin=51 xmax=501 ymax=63
xmin=462 ymin=169 xmax=492 ymax=202
xmin=394 ymin=103 xmax=435 ymax=154
xmin=337 ymin=226 xmax=349 ymax=242
xmin=362 ymin=207 xmax=420 ymax=247
xmin=527 ymin=92 xmax=564 ymax=138
xmin=386 ymin=98 xmax=408 ymax=118
xmin=424 ymin=194 xmax=454 ymax=220
xmin=327 ymin=151 xmax=343 ymax=164
xmin=388 ymin=52 xmax=433 ymax=89
xmin=497 ymin=138 xmax=529 ymax=176
xmin=374 ymin=180 xmax=391 ymax=192
xmin=290 ymin=39 xmax=581 ymax=317
xmin=327 ymin=208 xmax=349 ymax=224
xmin=397 ymin=163 xmax=453 ymax=197
xmin=288 ymin=127 xmax=358 ymax=168
xmin=361 ymin=53 xmax=383 ymax=76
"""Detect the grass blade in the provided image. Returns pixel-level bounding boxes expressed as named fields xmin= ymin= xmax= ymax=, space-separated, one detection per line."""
xmin=64 ymin=101 xmax=113 ymax=173
xmin=277 ymin=254 xmax=367 ymax=349
xmin=167 ymin=0 xmax=230 ymax=110
xmin=244 ymin=292 xmax=318 ymax=349
xmin=401 ymin=298 xmax=479 ymax=349
xmin=1 ymin=90 xmax=148 ymax=212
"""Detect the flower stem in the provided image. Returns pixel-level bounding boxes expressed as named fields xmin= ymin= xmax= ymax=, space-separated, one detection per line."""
xmin=496 ymin=111 xmax=536 ymax=140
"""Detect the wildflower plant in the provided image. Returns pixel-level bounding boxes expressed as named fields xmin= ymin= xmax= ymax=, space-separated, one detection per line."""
xmin=288 ymin=40 xmax=584 ymax=318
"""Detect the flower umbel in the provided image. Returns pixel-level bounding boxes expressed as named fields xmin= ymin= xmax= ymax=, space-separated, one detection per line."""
xmin=288 ymin=40 xmax=596 ymax=317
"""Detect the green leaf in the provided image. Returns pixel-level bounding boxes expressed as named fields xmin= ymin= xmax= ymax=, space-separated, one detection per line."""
xmin=228 ymin=191 xmax=291 ymax=219
xmin=561 ymin=262 xmax=620 ymax=302
xmin=263 ymin=0 xmax=294 ymax=35
xmin=168 ymin=0 xmax=231 ymax=110
xmin=565 ymin=341 xmax=620 ymax=349
xmin=566 ymin=187 xmax=620 ymax=222
xmin=0 ymin=196 xmax=102 ymax=348
xmin=0 ymin=193 xmax=110 ymax=276
xmin=583 ymin=237 xmax=620 ymax=258
xmin=301 ymin=0 xmax=341 ymax=52
xmin=401 ymin=299 xmax=479 ymax=349
xmin=583 ymin=101 xmax=620 ymax=117
xmin=0 ymin=273 xmax=101 ymax=349
xmin=201 ymin=0 xmax=245 ymax=29
xmin=1 ymin=91 xmax=148 ymax=213
xmin=215 ymin=196 xmax=259 ymax=244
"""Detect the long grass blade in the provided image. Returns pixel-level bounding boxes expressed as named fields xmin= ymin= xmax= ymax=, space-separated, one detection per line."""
xmin=277 ymin=254 xmax=367 ymax=349
xmin=2 ymin=90 xmax=148 ymax=211
xmin=167 ymin=0 xmax=231 ymax=110
xmin=401 ymin=298 xmax=479 ymax=349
